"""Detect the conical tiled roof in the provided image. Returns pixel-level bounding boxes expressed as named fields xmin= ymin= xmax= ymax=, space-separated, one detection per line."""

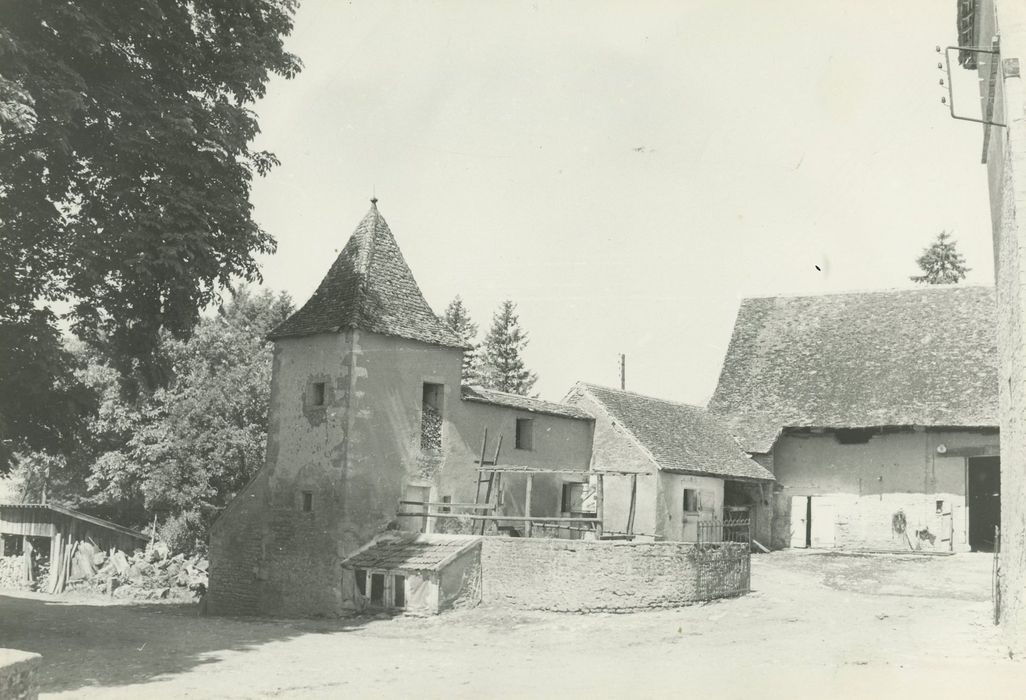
xmin=268 ymin=203 xmax=464 ymax=348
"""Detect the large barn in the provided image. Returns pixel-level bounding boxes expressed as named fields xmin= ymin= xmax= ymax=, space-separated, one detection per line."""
xmin=709 ymin=285 xmax=999 ymax=553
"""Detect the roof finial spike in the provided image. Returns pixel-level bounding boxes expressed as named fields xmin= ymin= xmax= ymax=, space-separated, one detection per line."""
xmin=370 ymin=186 xmax=377 ymax=208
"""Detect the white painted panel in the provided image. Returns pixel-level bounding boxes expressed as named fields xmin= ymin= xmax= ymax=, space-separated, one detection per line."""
xmin=790 ymin=496 xmax=808 ymax=548
xmin=810 ymin=498 xmax=835 ymax=548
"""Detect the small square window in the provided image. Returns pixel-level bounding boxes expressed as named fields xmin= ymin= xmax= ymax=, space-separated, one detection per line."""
xmin=301 ymin=491 xmax=313 ymax=512
xmin=515 ymin=418 xmax=534 ymax=450
xmin=311 ymin=382 xmax=326 ymax=407
xmin=683 ymin=489 xmax=699 ymax=513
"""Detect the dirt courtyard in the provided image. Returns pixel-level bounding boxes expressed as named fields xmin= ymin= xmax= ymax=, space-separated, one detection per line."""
xmin=1 ymin=550 xmax=1024 ymax=699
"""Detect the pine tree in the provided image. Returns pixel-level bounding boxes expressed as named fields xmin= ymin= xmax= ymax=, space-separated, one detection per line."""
xmin=910 ymin=231 xmax=970 ymax=285
xmin=480 ymin=300 xmax=538 ymax=395
xmin=442 ymin=296 xmax=481 ymax=384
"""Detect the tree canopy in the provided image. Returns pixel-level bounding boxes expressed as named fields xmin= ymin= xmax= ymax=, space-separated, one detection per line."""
xmin=0 ymin=0 xmax=301 ymax=468
xmin=479 ymin=300 xmax=538 ymax=396
xmin=910 ymin=231 xmax=970 ymax=285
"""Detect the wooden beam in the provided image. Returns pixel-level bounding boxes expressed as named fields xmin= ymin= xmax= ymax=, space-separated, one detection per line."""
xmin=525 ymin=475 xmax=534 ymax=537
xmin=626 ymin=473 xmax=637 ymax=536
xmin=477 ymin=465 xmax=650 ymax=476
xmin=595 ymin=473 xmax=604 ymax=539
xmin=473 ymin=428 xmax=489 ymax=506
xmin=396 ymin=512 xmax=603 ymax=523
xmin=399 ymin=500 xmax=495 ymax=510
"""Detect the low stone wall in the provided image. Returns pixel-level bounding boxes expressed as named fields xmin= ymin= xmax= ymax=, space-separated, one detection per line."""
xmin=480 ymin=538 xmax=749 ymax=612
xmin=0 ymin=648 xmax=41 ymax=700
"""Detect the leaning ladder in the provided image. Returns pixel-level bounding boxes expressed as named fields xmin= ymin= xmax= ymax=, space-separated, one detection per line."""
xmin=473 ymin=428 xmax=504 ymax=535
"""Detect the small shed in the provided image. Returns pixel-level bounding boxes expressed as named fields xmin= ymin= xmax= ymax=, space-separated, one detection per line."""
xmin=0 ymin=503 xmax=149 ymax=593
xmin=341 ymin=533 xmax=481 ymax=615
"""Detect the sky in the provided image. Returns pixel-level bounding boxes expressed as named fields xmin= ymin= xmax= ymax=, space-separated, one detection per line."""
xmin=248 ymin=0 xmax=994 ymax=405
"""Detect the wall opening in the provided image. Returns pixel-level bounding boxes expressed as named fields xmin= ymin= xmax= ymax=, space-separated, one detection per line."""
xmin=515 ymin=418 xmax=534 ymax=450
xmin=421 ymin=383 xmax=444 ymax=451
xmin=301 ymin=491 xmax=313 ymax=512
xmin=370 ymin=573 xmax=385 ymax=605
xmin=683 ymin=489 xmax=699 ymax=514
xmin=310 ymin=382 xmax=326 ymax=407
xmin=393 ymin=574 xmax=406 ymax=609
xmin=967 ymin=456 xmax=1000 ymax=552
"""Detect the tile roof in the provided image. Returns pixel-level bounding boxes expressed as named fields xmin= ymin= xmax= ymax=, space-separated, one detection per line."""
xmin=956 ymin=0 xmax=977 ymax=69
xmin=708 ymin=285 xmax=998 ymax=453
xmin=566 ymin=383 xmax=774 ymax=482
xmin=341 ymin=533 xmax=481 ymax=573
xmin=268 ymin=203 xmax=465 ymax=348
xmin=461 ymin=385 xmax=594 ymax=421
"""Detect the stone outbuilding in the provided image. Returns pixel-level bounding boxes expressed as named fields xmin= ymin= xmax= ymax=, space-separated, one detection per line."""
xmin=709 ymin=285 xmax=999 ymax=553
xmin=563 ymin=383 xmax=774 ymax=545
xmin=340 ymin=532 xmax=481 ymax=614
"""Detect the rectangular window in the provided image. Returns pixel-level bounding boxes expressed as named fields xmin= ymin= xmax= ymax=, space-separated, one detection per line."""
xmin=311 ymin=382 xmax=326 ymax=407
xmin=301 ymin=491 xmax=313 ymax=512
xmin=562 ymin=482 xmax=586 ymax=514
xmin=370 ymin=573 xmax=385 ymax=605
xmin=355 ymin=569 xmax=367 ymax=596
xmin=421 ymin=383 xmax=444 ymax=451
xmin=515 ymin=418 xmax=534 ymax=450
xmin=683 ymin=489 xmax=699 ymax=513
xmin=441 ymin=495 xmax=452 ymax=513
xmin=393 ymin=574 xmax=406 ymax=608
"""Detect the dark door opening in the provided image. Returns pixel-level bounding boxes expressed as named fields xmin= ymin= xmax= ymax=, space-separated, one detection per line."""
xmin=805 ymin=496 xmax=812 ymax=548
xmin=967 ymin=456 xmax=1000 ymax=553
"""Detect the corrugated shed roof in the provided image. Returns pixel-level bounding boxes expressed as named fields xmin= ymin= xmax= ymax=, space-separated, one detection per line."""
xmin=268 ymin=203 xmax=465 ymax=348
xmin=708 ymin=285 xmax=998 ymax=453
xmin=461 ymin=385 xmax=594 ymax=421
xmin=0 ymin=503 xmax=149 ymax=541
xmin=567 ymin=383 xmax=773 ymax=481
xmin=341 ymin=533 xmax=481 ymax=572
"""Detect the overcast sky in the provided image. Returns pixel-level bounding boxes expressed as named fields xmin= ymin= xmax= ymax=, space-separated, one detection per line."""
xmin=249 ymin=0 xmax=993 ymax=405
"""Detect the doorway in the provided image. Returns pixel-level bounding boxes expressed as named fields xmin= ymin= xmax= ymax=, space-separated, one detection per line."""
xmin=967 ymin=456 xmax=1000 ymax=553
xmin=790 ymin=496 xmax=811 ymax=548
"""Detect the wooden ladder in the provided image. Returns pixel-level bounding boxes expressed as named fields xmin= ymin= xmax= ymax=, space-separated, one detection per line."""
xmin=473 ymin=428 xmax=504 ymax=535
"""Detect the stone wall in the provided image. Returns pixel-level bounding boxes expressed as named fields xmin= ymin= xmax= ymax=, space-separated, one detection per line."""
xmin=0 ymin=649 xmax=41 ymax=700
xmin=479 ymin=538 xmax=749 ymax=612
xmin=974 ymin=0 xmax=1026 ymax=653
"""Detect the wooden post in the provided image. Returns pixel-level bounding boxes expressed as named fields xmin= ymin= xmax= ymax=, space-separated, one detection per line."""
xmin=0 ymin=534 xmax=5 ymax=557
xmin=23 ymin=536 xmax=34 ymax=583
xmin=524 ymin=475 xmax=534 ymax=538
xmin=595 ymin=473 xmax=604 ymax=540
xmin=626 ymin=473 xmax=637 ymax=536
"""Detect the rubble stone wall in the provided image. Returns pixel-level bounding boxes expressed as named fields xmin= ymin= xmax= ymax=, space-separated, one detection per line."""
xmin=479 ymin=538 xmax=749 ymax=612
xmin=0 ymin=649 xmax=41 ymax=700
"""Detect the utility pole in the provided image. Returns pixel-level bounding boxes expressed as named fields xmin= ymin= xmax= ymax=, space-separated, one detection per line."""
xmin=619 ymin=353 xmax=626 ymax=390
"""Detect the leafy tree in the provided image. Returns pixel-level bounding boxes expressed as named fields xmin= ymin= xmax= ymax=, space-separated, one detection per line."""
xmin=86 ymin=287 xmax=293 ymax=522
xmin=0 ymin=1 xmax=301 ymax=468
xmin=442 ymin=295 xmax=481 ymax=384
xmin=910 ymin=231 xmax=970 ymax=285
xmin=480 ymin=300 xmax=538 ymax=395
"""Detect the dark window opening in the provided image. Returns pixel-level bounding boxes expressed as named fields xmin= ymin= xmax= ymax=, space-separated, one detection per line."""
xmin=421 ymin=383 xmax=444 ymax=451
xmin=936 ymin=499 xmax=945 ymax=514
xmin=370 ymin=573 xmax=385 ymax=605
xmin=301 ymin=491 xmax=313 ymax=512
xmin=834 ymin=428 xmax=874 ymax=445
xmin=1 ymin=534 xmax=24 ymax=557
xmin=311 ymin=382 xmax=326 ymax=407
xmin=441 ymin=495 xmax=452 ymax=513
xmin=393 ymin=574 xmax=406 ymax=608
xmin=355 ymin=569 xmax=367 ymax=596
xmin=515 ymin=418 xmax=534 ymax=450
xmin=683 ymin=489 xmax=699 ymax=513
xmin=562 ymin=482 xmax=586 ymax=514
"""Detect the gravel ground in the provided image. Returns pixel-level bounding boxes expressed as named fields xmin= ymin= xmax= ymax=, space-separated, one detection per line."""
xmin=1 ymin=549 xmax=1023 ymax=699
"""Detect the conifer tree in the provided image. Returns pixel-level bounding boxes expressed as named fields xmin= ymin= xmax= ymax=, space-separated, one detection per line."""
xmin=910 ymin=231 xmax=970 ymax=285
xmin=480 ymin=300 xmax=538 ymax=395
xmin=442 ymin=296 xmax=481 ymax=384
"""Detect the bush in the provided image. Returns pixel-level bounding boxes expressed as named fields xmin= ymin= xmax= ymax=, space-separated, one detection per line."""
xmin=157 ymin=511 xmax=207 ymax=556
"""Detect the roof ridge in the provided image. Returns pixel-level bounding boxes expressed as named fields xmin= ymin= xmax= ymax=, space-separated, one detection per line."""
xmin=741 ymin=283 xmax=994 ymax=303
xmin=576 ymin=381 xmax=704 ymax=411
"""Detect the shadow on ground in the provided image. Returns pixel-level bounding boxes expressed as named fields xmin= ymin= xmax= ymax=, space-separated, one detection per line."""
xmin=0 ymin=593 xmax=369 ymax=695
